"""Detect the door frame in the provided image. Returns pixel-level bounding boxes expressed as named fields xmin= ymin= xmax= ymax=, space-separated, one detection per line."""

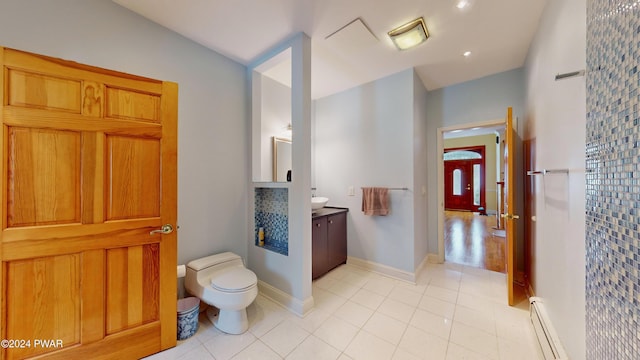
xmin=437 ymin=119 xmax=505 ymax=263
xmin=443 ymin=145 xmax=486 ymax=212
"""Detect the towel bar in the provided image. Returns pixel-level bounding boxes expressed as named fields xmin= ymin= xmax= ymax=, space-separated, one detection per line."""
xmin=526 ymin=169 xmax=569 ymax=176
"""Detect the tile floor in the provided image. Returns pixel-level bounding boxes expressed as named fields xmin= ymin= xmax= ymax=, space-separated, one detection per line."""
xmin=146 ymin=263 xmax=542 ymax=360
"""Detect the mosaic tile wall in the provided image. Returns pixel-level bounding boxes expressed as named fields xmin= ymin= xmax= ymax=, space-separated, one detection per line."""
xmin=586 ymin=1 xmax=640 ymax=359
xmin=255 ymin=188 xmax=288 ymax=256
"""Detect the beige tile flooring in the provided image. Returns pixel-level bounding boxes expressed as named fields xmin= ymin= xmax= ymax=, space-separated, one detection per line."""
xmin=146 ymin=263 xmax=542 ymax=360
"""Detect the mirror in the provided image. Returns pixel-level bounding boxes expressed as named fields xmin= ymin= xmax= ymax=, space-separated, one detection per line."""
xmin=273 ymin=137 xmax=292 ymax=182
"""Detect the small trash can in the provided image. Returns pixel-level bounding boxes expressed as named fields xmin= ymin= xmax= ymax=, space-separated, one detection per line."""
xmin=177 ymin=297 xmax=200 ymax=340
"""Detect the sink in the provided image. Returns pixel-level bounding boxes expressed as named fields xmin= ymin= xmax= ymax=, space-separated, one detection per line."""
xmin=311 ymin=197 xmax=329 ymax=210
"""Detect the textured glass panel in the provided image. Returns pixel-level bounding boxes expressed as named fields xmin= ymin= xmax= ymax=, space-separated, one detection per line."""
xmin=444 ymin=150 xmax=482 ymax=161
xmin=473 ymin=164 xmax=481 ymax=206
xmin=453 ymin=169 xmax=462 ymax=195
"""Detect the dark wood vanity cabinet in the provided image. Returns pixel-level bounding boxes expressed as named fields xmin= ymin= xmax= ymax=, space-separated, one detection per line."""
xmin=312 ymin=217 xmax=328 ymax=280
xmin=326 ymin=213 xmax=347 ymax=270
xmin=312 ymin=209 xmax=348 ymax=280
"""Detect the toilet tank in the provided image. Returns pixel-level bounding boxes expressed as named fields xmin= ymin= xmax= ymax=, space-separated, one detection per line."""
xmin=186 ymin=252 xmax=244 ymax=278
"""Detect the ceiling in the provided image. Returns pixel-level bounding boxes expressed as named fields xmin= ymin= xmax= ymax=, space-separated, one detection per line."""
xmin=113 ymin=0 xmax=547 ymax=99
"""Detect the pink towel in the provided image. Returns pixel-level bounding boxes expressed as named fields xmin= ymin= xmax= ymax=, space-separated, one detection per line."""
xmin=362 ymin=187 xmax=389 ymax=216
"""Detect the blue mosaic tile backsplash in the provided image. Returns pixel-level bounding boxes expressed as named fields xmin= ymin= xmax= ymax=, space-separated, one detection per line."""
xmin=255 ymin=188 xmax=288 ymax=256
xmin=586 ymin=1 xmax=640 ymax=358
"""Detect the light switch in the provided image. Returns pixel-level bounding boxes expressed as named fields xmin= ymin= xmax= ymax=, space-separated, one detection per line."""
xmin=348 ymin=186 xmax=355 ymax=196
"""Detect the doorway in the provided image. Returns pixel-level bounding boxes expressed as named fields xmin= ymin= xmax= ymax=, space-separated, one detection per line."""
xmin=436 ymin=120 xmax=506 ymax=271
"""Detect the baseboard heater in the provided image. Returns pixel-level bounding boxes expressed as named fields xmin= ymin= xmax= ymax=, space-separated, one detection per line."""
xmin=529 ymin=297 xmax=568 ymax=359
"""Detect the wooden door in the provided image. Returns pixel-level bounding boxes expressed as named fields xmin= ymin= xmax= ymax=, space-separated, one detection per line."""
xmin=503 ymin=107 xmax=518 ymax=306
xmin=0 ymin=48 xmax=178 ymax=359
xmin=444 ymin=161 xmax=472 ymax=210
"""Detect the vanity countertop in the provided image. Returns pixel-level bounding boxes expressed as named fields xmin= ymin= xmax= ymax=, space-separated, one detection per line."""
xmin=312 ymin=206 xmax=349 ymax=219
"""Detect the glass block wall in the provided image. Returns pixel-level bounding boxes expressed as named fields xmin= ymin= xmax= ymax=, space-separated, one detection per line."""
xmin=586 ymin=1 xmax=639 ymax=358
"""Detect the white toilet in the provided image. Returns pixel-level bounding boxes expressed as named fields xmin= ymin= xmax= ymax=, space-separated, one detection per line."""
xmin=185 ymin=252 xmax=258 ymax=334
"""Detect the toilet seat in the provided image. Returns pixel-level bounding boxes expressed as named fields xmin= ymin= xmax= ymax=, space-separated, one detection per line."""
xmin=211 ymin=268 xmax=257 ymax=293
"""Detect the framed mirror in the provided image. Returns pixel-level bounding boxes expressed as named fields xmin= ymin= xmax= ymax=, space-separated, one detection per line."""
xmin=273 ymin=137 xmax=292 ymax=182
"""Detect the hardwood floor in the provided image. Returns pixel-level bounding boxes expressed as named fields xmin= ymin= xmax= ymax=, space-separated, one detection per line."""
xmin=445 ymin=210 xmax=506 ymax=273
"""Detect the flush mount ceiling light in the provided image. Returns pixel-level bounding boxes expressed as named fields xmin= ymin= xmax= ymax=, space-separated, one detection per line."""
xmin=456 ymin=0 xmax=470 ymax=9
xmin=456 ymin=0 xmax=475 ymax=10
xmin=388 ymin=17 xmax=429 ymax=51
xmin=463 ymin=51 xmax=472 ymax=57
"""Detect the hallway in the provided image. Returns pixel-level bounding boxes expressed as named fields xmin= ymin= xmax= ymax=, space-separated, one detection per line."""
xmin=445 ymin=211 xmax=506 ymax=273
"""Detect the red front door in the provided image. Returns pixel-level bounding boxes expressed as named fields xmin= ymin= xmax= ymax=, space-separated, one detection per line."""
xmin=445 ymin=160 xmax=474 ymax=210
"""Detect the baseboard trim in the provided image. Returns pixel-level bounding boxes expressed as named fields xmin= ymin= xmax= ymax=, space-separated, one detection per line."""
xmin=347 ymin=256 xmax=416 ymax=284
xmin=414 ymin=255 xmax=430 ymax=276
xmin=427 ymin=253 xmax=441 ymax=264
xmin=257 ymin=280 xmax=314 ymax=317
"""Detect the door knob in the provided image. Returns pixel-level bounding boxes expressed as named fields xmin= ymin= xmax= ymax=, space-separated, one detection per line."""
xmin=150 ymin=224 xmax=174 ymax=235
xmin=500 ymin=214 xmax=520 ymax=220
xmin=466 ymin=184 xmax=471 ymax=190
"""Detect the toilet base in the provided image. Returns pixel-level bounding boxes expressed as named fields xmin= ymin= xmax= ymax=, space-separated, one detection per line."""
xmin=206 ymin=307 xmax=249 ymax=335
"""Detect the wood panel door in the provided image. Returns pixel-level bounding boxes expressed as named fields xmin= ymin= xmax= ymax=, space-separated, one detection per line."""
xmin=0 ymin=47 xmax=178 ymax=359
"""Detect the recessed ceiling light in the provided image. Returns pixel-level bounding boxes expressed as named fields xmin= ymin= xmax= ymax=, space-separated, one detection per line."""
xmin=456 ymin=0 xmax=469 ymax=9
xmin=463 ymin=51 xmax=472 ymax=57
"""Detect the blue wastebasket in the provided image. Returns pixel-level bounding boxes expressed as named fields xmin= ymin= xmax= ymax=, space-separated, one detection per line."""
xmin=177 ymin=297 xmax=199 ymax=340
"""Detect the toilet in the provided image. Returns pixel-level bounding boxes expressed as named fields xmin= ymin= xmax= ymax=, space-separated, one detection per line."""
xmin=185 ymin=252 xmax=258 ymax=334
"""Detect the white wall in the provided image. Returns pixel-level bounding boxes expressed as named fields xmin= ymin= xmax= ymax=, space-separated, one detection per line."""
xmin=248 ymin=34 xmax=313 ymax=315
xmin=0 ymin=0 xmax=249 ymax=266
xmin=523 ymin=0 xmax=586 ymax=358
xmin=426 ymin=68 xmax=525 ymax=259
xmin=315 ymin=69 xmax=416 ymax=273
xmin=413 ymin=71 xmax=429 ymax=268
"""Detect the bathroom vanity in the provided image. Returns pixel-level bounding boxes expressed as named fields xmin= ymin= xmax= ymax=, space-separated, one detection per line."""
xmin=312 ymin=207 xmax=348 ymax=279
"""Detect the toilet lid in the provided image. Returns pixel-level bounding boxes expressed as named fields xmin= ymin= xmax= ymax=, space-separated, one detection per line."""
xmin=211 ymin=268 xmax=257 ymax=293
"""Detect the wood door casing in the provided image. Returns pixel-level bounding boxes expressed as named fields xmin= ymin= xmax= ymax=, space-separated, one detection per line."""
xmin=504 ymin=107 xmax=516 ymax=306
xmin=0 ymin=47 xmax=177 ymax=359
xmin=523 ymin=139 xmax=536 ymax=292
